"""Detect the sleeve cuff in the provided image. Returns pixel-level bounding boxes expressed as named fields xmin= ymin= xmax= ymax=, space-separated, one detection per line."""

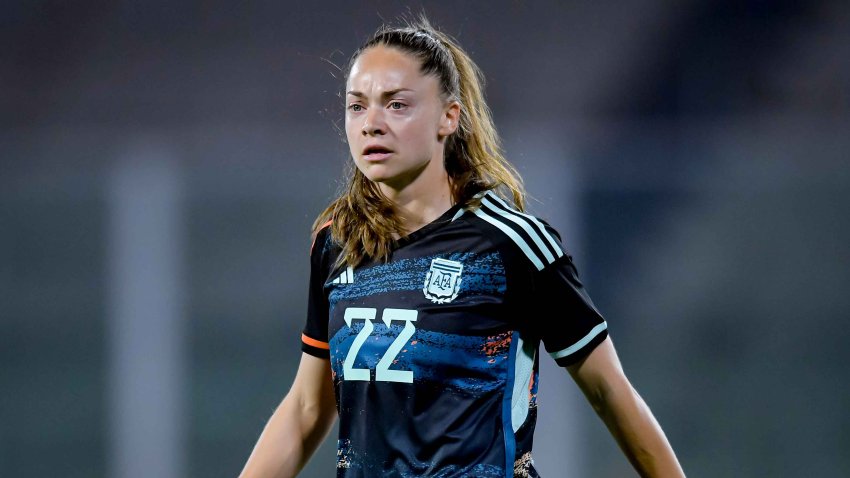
xmin=301 ymin=333 xmax=330 ymax=359
xmin=550 ymin=323 xmax=608 ymax=367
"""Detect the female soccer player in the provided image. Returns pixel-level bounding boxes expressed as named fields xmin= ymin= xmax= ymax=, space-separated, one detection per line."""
xmin=240 ymin=17 xmax=685 ymax=478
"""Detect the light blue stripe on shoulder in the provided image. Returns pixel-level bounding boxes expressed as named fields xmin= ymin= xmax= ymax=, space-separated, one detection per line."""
xmin=486 ymin=192 xmax=564 ymax=258
xmin=473 ymin=208 xmax=545 ymax=270
xmin=482 ymin=196 xmax=556 ymax=264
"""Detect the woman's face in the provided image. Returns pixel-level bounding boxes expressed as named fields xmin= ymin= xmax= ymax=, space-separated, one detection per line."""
xmin=345 ymin=45 xmax=458 ymax=194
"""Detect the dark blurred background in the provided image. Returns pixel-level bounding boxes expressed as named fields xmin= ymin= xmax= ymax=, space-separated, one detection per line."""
xmin=2 ymin=1 xmax=849 ymax=477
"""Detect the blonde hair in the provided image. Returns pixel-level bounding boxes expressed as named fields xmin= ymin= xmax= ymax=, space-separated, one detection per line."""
xmin=313 ymin=15 xmax=526 ymax=268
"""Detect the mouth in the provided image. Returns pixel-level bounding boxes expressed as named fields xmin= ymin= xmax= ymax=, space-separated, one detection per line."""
xmin=362 ymin=145 xmax=393 ymax=161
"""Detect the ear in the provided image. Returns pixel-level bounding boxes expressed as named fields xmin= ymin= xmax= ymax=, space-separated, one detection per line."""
xmin=438 ymin=101 xmax=461 ymax=137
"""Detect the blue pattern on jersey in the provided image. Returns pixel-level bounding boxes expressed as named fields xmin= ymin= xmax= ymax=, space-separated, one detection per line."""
xmin=330 ymin=322 xmax=512 ymax=394
xmin=327 ymin=252 xmax=505 ymax=304
xmin=337 ymin=438 xmax=506 ymax=477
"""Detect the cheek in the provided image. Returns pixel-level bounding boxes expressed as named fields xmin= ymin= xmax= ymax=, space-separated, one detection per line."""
xmin=345 ymin=118 xmax=360 ymax=150
xmin=344 ymin=116 xmax=356 ymax=138
xmin=404 ymin=123 xmax=433 ymax=148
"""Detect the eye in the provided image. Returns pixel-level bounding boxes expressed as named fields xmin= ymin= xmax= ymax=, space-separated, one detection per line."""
xmin=348 ymin=104 xmax=363 ymax=112
xmin=389 ymin=101 xmax=406 ymax=110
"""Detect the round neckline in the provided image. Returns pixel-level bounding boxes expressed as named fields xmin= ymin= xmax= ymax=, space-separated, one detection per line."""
xmin=394 ymin=203 xmax=464 ymax=249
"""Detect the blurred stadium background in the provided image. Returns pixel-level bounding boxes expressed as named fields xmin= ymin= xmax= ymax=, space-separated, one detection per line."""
xmin=2 ymin=1 xmax=849 ymax=477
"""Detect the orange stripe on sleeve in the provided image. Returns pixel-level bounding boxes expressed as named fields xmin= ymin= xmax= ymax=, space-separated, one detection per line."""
xmin=301 ymin=333 xmax=330 ymax=350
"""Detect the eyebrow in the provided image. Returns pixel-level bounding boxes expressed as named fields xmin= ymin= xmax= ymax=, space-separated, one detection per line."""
xmin=346 ymin=88 xmax=414 ymax=99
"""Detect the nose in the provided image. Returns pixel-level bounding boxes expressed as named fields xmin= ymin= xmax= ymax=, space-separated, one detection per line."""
xmin=362 ymin=108 xmax=386 ymax=136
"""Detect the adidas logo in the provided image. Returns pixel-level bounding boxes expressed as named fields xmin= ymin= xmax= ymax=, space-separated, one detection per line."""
xmin=331 ymin=266 xmax=354 ymax=285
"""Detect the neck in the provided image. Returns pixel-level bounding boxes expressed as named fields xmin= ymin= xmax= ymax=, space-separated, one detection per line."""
xmin=393 ymin=187 xmax=453 ymax=235
xmin=380 ymin=161 xmax=453 ymax=236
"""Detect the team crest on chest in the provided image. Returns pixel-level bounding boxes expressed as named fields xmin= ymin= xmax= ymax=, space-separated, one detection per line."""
xmin=423 ymin=258 xmax=463 ymax=304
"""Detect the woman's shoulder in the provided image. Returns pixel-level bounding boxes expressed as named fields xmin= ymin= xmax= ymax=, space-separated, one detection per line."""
xmin=309 ymin=220 xmax=344 ymax=273
xmin=463 ymin=191 xmax=566 ymax=272
xmin=310 ymin=220 xmax=334 ymax=255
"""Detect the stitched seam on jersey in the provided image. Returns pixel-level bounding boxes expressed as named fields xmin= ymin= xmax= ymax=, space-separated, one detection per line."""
xmin=485 ymin=192 xmax=564 ymax=258
xmin=549 ymin=322 xmax=608 ymax=360
xmin=473 ymin=208 xmax=545 ymax=270
xmin=481 ymin=197 xmax=556 ymax=264
xmin=502 ymin=332 xmax=519 ymax=478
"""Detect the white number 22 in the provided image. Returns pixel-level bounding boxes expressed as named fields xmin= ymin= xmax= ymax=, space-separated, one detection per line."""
xmin=342 ymin=307 xmax=417 ymax=383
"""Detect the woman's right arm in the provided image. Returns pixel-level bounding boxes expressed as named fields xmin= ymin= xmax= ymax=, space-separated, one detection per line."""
xmin=239 ymin=353 xmax=337 ymax=478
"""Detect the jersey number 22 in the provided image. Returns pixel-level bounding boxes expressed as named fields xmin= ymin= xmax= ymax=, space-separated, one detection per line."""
xmin=343 ymin=307 xmax=417 ymax=383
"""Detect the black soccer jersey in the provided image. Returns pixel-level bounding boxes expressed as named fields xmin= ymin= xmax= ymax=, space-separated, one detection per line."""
xmin=301 ymin=191 xmax=608 ymax=478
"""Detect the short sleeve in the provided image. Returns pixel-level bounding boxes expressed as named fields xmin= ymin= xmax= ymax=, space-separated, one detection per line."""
xmin=301 ymin=225 xmax=332 ymax=359
xmin=531 ymin=236 xmax=608 ymax=367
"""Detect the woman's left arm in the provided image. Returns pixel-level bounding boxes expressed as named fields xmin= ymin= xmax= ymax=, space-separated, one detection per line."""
xmin=567 ymin=336 xmax=686 ymax=477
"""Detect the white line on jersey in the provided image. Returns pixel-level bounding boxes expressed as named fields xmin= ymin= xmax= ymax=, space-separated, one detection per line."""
xmin=473 ymin=191 xmax=564 ymax=271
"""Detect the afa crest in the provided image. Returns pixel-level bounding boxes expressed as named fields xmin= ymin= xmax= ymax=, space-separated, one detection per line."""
xmin=423 ymin=258 xmax=463 ymax=304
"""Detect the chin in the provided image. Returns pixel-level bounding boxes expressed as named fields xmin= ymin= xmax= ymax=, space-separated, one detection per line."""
xmin=355 ymin=163 xmax=391 ymax=182
xmin=361 ymin=171 xmax=407 ymax=191
xmin=366 ymin=175 xmax=400 ymax=188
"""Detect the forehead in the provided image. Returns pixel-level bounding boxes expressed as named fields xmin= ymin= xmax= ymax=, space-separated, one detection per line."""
xmin=347 ymin=45 xmax=434 ymax=93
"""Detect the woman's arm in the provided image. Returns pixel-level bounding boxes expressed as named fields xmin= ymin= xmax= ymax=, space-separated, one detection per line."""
xmin=567 ymin=337 xmax=685 ymax=477
xmin=239 ymin=353 xmax=337 ymax=478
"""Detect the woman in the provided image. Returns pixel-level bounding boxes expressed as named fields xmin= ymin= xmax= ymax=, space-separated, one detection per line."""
xmin=240 ymin=17 xmax=685 ymax=478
